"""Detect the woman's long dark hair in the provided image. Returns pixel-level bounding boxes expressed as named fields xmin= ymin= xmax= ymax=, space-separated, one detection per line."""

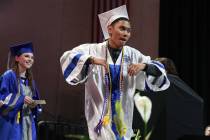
xmin=11 ymin=61 xmax=34 ymax=95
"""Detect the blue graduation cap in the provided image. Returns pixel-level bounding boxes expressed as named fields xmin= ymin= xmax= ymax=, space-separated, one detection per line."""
xmin=10 ymin=42 xmax=33 ymax=56
xmin=7 ymin=42 xmax=34 ymax=69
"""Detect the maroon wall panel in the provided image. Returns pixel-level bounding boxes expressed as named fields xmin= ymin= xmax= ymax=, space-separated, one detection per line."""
xmin=0 ymin=0 xmax=159 ymax=122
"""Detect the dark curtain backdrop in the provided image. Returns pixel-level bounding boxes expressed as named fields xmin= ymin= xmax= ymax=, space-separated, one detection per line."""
xmin=0 ymin=0 xmax=160 ymax=123
xmin=159 ymin=0 xmax=210 ymax=125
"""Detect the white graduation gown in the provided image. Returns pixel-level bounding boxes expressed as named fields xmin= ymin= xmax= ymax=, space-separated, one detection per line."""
xmin=60 ymin=41 xmax=170 ymax=140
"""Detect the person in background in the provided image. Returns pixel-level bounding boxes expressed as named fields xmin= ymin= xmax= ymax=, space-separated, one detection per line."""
xmin=155 ymin=57 xmax=204 ymax=140
xmin=155 ymin=57 xmax=178 ymax=76
xmin=0 ymin=42 xmax=42 ymax=140
xmin=205 ymin=126 xmax=210 ymax=136
xmin=60 ymin=5 xmax=170 ymax=140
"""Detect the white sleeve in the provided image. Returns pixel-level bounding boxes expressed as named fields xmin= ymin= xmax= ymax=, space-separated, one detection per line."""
xmin=144 ymin=60 xmax=170 ymax=91
xmin=60 ymin=44 xmax=93 ymax=85
xmin=134 ymin=49 xmax=170 ymax=91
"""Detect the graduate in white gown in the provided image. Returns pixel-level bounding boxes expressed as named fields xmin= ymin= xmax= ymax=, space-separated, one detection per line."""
xmin=60 ymin=5 xmax=170 ymax=140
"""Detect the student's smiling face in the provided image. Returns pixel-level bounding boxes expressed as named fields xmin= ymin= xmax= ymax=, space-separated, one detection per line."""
xmin=15 ymin=52 xmax=34 ymax=71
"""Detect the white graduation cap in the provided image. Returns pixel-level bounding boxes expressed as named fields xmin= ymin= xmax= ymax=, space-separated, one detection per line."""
xmin=98 ymin=5 xmax=129 ymax=40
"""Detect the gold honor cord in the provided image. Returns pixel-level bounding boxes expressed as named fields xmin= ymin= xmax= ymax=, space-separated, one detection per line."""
xmin=103 ymin=47 xmax=124 ymax=126
xmin=94 ymin=44 xmax=127 ymax=137
xmin=103 ymin=48 xmax=127 ymax=138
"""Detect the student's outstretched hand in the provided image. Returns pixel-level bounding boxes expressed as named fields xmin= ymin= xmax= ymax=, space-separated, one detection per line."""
xmin=128 ymin=63 xmax=146 ymax=76
xmin=90 ymin=56 xmax=108 ymax=72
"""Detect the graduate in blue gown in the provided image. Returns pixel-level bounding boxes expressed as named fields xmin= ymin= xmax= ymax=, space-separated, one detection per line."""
xmin=0 ymin=42 xmax=42 ymax=140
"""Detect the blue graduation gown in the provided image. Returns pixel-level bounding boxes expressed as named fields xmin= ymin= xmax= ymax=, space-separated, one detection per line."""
xmin=0 ymin=70 xmax=41 ymax=140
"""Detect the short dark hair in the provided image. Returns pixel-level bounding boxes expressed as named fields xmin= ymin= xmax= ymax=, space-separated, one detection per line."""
xmin=110 ymin=17 xmax=130 ymax=26
xmin=155 ymin=57 xmax=178 ymax=75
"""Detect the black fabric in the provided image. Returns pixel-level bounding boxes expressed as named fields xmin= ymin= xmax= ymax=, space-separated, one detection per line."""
xmin=133 ymin=74 xmax=204 ymax=140
xmin=38 ymin=121 xmax=88 ymax=140
xmin=20 ymin=77 xmax=27 ymax=85
xmin=166 ymin=74 xmax=204 ymax=140
xmin=108 ymin=46 xmax=122 ymax=64
xmin=144 ymin=64 xmax=162 ymax=77
xmin=159 ymin=0 xmax=210 ymax=125
xmin=178 ymin=135 xmax=210 ymax=140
